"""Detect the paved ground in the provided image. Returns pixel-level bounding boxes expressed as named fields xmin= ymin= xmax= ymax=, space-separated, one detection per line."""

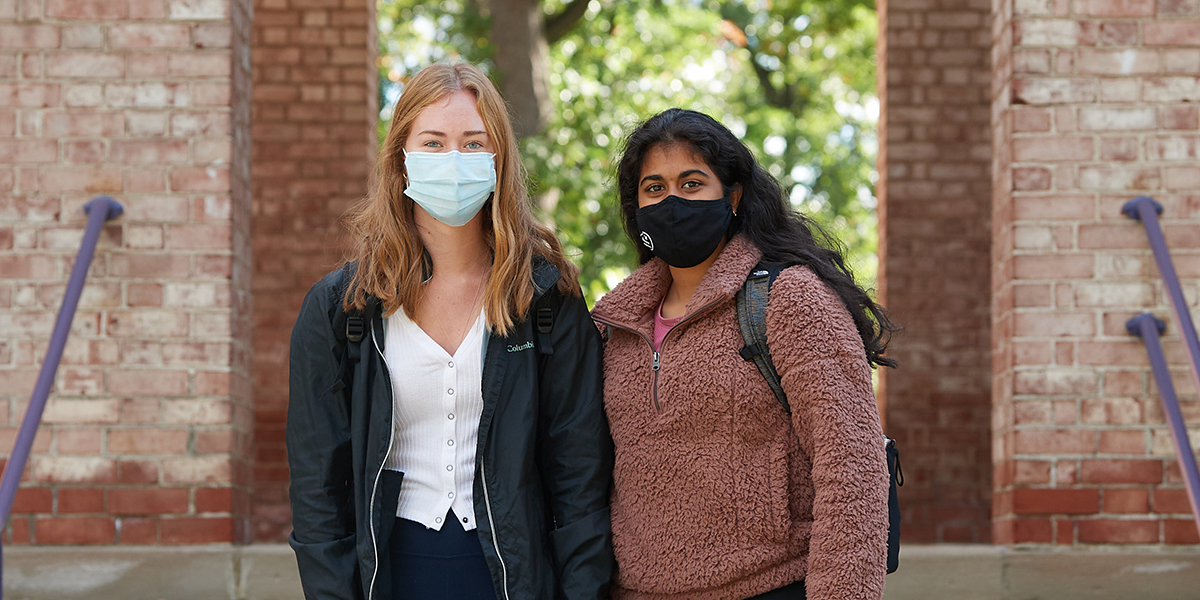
xmin=2 ymin=543 xmax=1198 ymax=599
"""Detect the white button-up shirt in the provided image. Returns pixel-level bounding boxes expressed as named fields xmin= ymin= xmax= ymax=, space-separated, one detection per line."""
xmin=383 ymin=308 xmax=486 ymax=530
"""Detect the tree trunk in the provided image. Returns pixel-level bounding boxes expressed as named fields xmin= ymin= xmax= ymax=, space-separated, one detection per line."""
xmin=488 ymin=0 xmax=550 ymax=138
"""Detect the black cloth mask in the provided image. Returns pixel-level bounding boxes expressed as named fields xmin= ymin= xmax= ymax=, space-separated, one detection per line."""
xmin=635 ymin=195 xmax=733 ymax=268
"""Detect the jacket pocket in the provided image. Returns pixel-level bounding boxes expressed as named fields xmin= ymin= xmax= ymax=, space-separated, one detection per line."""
xmin=289 ymin=531 xmax=365 ymax=600
xmin=548 ymin=507 xmax=613 ymax=600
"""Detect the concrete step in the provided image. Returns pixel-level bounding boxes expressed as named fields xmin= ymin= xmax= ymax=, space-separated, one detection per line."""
xmin=886 ymin=544 xmax=1200 ymax=600
xmin=2 ymin=544 xmax=1198 ymax=599
xmin=1 ymin=545 xmax=302 ymax=600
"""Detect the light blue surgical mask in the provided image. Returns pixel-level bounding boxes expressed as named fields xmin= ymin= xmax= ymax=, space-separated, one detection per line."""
xmin=403 ymin=150 xmax=497 ymax=227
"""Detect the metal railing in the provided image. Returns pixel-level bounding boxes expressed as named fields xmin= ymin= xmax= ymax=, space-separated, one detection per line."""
xmin=1123 ymin=195 xmax=1200 ymax=533
xmin=0 ymin=196 xmax=123 ymax=595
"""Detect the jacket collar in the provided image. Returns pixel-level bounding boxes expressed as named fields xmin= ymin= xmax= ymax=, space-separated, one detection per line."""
xmin=531 ymin=254 xmax=561 ymax=300
xmin=592 ymin=233 xmax=762 ymax=327
xmin=366 ymin=256 xmax=562 ymax=349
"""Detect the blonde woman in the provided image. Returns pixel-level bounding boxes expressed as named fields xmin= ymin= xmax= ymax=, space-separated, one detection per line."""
xmin=287 ymin=63 xmax=613 ymax=600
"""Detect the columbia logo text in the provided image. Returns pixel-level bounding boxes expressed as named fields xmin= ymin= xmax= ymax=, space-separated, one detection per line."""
xmin=507 ymin=341 xmax=534 ymax=353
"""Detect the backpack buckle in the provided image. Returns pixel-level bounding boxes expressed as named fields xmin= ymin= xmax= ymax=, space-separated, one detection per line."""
xmin=536 ymin=307 xmax=553 ymax=334
xmin=346 ymin=316 xmax=365 ymax=343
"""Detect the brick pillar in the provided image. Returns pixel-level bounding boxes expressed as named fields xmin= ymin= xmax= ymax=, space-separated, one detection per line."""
xmin=0 ymin=0 xmax=254 ymax=544
xmin=879 ymin=0 xmax=996 ymax=542
xmin=250 ymin=0 xmax=377 ymax=541
xmin=991 ymin=0 xmax=1200 ymax=544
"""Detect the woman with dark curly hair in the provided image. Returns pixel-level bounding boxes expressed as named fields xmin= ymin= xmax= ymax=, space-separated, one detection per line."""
xmin=591 ymin=108 xmax=898 ymax=600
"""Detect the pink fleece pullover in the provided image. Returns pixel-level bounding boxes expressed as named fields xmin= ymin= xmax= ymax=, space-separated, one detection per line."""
xmin=591 ymin=234 xmax=888 ymax=600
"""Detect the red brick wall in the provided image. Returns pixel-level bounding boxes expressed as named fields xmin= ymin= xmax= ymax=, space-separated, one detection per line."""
xmin=879 ymin=0 xmax=997 ymax=542
xmin=6 ymin=0 xmax=1192 ymax=552
xmin=249 ymin=0 xmax=377 ymax=542
xmin=990 ymin=0 xmax=1200 ymax=544
xmin=0 ymin=0 xmax=253 ymax=544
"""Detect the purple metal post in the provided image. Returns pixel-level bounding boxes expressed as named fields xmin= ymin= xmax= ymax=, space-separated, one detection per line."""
xmin=0 ymin=197 xmax=122 ymax=585
xmin=1126 ymin=313 xmax=1200 ymax=531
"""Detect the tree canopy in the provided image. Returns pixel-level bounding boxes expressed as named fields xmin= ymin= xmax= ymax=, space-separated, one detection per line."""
xmin=377 ymin=0 xmax=879 ymax=303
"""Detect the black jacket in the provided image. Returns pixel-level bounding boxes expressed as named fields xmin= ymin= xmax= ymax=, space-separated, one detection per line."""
xmin=287 ymin=260 xmax=614 ymax=600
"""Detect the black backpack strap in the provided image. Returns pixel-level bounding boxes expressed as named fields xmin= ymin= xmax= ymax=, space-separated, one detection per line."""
xmin=738 ymin=260 xmax=903 ymax=573
xmin=885 ymin=436 xmax=903 ymax=573
xmin=534 ymin=289 xmax=555 ymax=355
xmin=735 ymin=262 xmax=788 ymax=413
xmin=331 ymin=263 xmax=365 ymax=394
xmin=529 ymin=257 xmax=561 ymax=357
xmin=346 ymin=310 xmax=365 ymax=360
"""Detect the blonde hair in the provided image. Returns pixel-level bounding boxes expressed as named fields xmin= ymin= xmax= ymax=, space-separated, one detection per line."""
xmin=344 ymin=62 xmax=578 ymax=336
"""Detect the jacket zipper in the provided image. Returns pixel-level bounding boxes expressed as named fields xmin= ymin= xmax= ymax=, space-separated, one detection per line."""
xmin=593 ymin=318 xmax=660 ymax=410
xmin=594 ymin=297 xmax=722 ymax=412
xmin=650 ymin=350 xmax=661 ymax=411
xmin=480 ymin=460 xmax=510 ymax=600
xmin=478 ymin=325 xmax=511 ymax=600
xmin=367 ymin=324 xmax=395 ymax=600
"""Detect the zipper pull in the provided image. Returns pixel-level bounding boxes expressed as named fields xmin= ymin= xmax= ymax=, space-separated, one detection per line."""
xmin=652 ymin=351 xmax=660 ymax=371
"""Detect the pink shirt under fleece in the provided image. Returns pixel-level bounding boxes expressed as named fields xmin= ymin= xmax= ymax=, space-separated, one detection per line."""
xmin=652 ymin=299 xmax=684 ymax=350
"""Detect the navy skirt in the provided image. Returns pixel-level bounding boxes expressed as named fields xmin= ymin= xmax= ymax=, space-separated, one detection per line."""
xmin=388 ymin=509 xmax=498 ymax=600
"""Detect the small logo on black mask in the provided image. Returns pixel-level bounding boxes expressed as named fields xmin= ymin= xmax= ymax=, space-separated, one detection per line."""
xmin=640 ymin=231 xmax=654 ymax=250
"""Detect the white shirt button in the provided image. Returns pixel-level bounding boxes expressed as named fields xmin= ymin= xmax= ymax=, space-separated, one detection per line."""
xmin=447 ymin=439 xmax=454 ymax=446
xmin=462 ymin=517 xmax=469 ymax=523
xmin=448 ymin=492 xmax=454 ymax=498
xmin=446 ymin=465 xmax=453 ymax=471
xmin=435 ymin=517 xmax=442 ymax=524
xmin=448 ymin=413 xmax=455 ymax=420
xmin=448 ymin=360 xmax=455 ymax=368
xmin=448 ymin=388 xmax=455 ymax=395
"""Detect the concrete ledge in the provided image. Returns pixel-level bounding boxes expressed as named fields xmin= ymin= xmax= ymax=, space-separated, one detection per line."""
xmin=1 ymin=545 xmax=302 ymax=600
xmin=884 ymin=544 xmax=1004 ymax=600
xmin=885 ymin=544 xmax=1200 ymax=600
xmin=3 ymin=543 xmax=1199 ymax=599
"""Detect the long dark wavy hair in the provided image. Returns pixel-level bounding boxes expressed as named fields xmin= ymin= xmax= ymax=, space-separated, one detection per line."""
xmin=617 ymin=108 xmax=898 ymax=368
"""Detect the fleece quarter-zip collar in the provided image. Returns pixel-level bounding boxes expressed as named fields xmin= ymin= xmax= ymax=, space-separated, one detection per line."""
xmin=592 ymin=233 xmax=763 ymax=331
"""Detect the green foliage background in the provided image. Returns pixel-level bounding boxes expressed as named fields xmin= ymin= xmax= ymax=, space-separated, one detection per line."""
xmin=377 ymin=0 xmax=879 ymax=304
